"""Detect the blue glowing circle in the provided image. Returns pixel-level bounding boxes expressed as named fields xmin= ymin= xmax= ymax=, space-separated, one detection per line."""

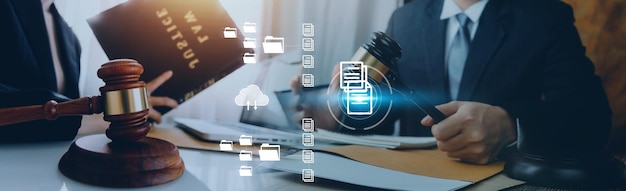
xmin=326 ymin=65 xmax=394 ymax=131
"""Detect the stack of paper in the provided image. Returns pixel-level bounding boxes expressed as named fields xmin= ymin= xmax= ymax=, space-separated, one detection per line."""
xmin=314 ymin=129 xmax=437 ymax=149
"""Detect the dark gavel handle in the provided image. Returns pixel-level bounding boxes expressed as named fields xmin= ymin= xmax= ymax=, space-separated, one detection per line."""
xmin=394 ymin=90 xmax=448 ymax=124
xmin=0 ymin=96 xmax=102 ymax=126
xmin=413 ymin=99 xmax=447 ymax=124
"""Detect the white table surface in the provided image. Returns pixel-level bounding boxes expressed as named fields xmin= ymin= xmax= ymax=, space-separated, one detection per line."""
xmin=0 ymin=139 xmax=405 ymax=191
xmin=0 ymin=115 xmax=523 ymax=191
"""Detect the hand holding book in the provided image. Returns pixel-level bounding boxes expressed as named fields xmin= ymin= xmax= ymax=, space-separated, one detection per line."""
xmin=146 ymin=70 xmax=179 ymax=123
xmin=88 ymin=0 xmax=247 ymax=115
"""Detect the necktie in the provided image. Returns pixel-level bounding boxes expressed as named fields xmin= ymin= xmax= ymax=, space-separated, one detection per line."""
xmin=48 ymin=3 xmax=82 ymax=99
xmin=447 ymin=13 xmax=472 ymax=100
xmin=44 ymin=3 xmax=67 ymax=94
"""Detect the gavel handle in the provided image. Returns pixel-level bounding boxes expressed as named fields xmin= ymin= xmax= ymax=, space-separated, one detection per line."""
xmin=0 ymin=96 xmax=102 ymax=126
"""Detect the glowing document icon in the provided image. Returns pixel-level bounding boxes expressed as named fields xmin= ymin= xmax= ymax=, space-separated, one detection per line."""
xmin=346 ymin=83 xmax=373 ymax=115
xmin=302 ymin=150 xmax=314 ymax=163
xmin=302 ymin=55 xmax=314 ymax=68
xmin=302 ymin=169 xmax=314 ymax=182
xmin=262 ymin=36 xmax=284 ymax=54
xmin=340 ymin=61 xmax=373 ymax=115
xmin=243 ymin=22 xmax=256 ymax=33
xmin=302 ymin=23 xmax=314 ymax=37
xmin=302 ymin=74 xmax=314 ymax=88
xmin=302 ymin=38 xmax=314 ymax=51
xmin=239 ymin=166 xmax=253 ymax=176
xmin=219 ymin=140 xmax=233 ymax=151
xmin=223 ymin=27 xmax=237 ymax=39
xmin=243 ymin=38 xmax=256 ymax=48
xmin=259 ymin=143 xmax=280 ymax=161
xmin=243 ymin=53 xmax=256 ymax=64
xmin=340 ymin=61 xmax=367 ymax=90
xmin=302 ymin=118 xmax=314 ymax=132
xmin=239 ymin=135 xmax=253 ymax=146
xmin=239 ymin=150 xmax=253 ymax=161
xmin=302 ymin=133 xmax=314 ymax=147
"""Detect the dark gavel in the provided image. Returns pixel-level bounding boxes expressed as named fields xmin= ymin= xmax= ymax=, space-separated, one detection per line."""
xmin=356 ymin=32 xmax=448 ymax=123
xmin=0 ymin=59 xmax=150 ymax=142
xmin=0 ymin=59 xmax=184 ymax=188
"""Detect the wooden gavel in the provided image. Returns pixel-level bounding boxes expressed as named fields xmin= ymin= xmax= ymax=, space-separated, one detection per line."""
xmin=0 ymin=59 xmax=151 ymax=142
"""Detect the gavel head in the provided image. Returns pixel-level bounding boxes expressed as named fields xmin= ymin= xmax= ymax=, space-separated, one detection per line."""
xmin=97 ymin=59 xmax=150 ymax=143
xmin=351 ymin=31 xmax=402 ymax=84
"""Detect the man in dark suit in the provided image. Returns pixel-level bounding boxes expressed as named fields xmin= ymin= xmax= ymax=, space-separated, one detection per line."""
xmin=0 ymin=0 xmax=177 ymax=142
xmin=390 ymin=0 xmax=611 ymax=164
xmin=293 ymin=0 xmax=611 ymax=164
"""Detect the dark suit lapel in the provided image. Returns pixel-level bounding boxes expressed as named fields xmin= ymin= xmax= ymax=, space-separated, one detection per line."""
xmin=457 ymin=0 xmax=510 ymax=100
xmin=10 ymin=0 xmax=57 ymax=91
xmin=422 ymin=0 xmax=449 ymax=103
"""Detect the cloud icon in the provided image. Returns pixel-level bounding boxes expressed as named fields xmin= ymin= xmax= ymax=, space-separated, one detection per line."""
xmin=234 ymin=84 xmax=269 ymax=110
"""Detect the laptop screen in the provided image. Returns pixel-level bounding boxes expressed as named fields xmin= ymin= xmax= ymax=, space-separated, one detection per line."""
xmin=238 ymin=88 xmax=292 ymax=131
xmin=239 ymin=104 xmax=289 ymax=130
xmin=239 ymin=85 xmax=330 ymax=131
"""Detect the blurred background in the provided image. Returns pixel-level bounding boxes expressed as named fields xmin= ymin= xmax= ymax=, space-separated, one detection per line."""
xmin=54 ymin=0 xmax=625 ymax=152
xmin=558 ymin=0 xmax=626 ymax=153
xmin=55 ymin=0 xmax=399 ymax=121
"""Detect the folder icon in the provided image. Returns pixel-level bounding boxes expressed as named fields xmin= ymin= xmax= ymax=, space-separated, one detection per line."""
xmin=223 ymin=27 xmax=237 ymax=39
xmin=302 ymin=55 xmax=314 ymax=68
xmin=302 ymin=133 xmax=314 ymax=147
xmin=243 ymin=53 xmax=256 ymax=64
xmin=239 ymin=135 xmax=253 ymax=146
xmin=243 ymin=22 xmax=256 ymax=33
xmin=259 ymin=143 xmax=280 ymax=161
xmin=243 ymin=38 xmax=256 ymax=48
xmin=302 ymin=38 xmax=314 ymax=51
xmin=239 ymin=165 xmax=253 ymax=176
xmin=239 ymin=150 xmax=253 ymax=161
xmin=262 ymin=36 xmax=284 ymax=54
xmin=219 ymin=140 xmax=233 ymax=151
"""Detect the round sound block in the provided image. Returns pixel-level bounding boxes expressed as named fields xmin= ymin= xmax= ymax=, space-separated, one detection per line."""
xmin=58 ymin=134 xmax=184 ymax=188
xmin=504 ymin=151 xmax=625 ymax=189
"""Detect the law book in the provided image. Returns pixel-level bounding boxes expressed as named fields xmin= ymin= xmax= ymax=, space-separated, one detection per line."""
xmin=88 ymin=0 xmax=249 ymax=114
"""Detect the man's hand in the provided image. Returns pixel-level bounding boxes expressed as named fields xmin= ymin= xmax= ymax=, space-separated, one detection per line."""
xmin=421 ymin=101 xmax=516 ymax=164
xmin=146 ymin=70 xmax=179 ymax=123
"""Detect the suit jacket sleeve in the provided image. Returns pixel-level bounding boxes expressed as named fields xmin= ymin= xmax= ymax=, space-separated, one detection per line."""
xmin=497 ymin=2 xmax=611 ymax=157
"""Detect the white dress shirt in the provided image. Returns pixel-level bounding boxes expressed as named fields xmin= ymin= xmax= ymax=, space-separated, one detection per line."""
xmin=41 ymin=0 xmax=66 ymax=94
